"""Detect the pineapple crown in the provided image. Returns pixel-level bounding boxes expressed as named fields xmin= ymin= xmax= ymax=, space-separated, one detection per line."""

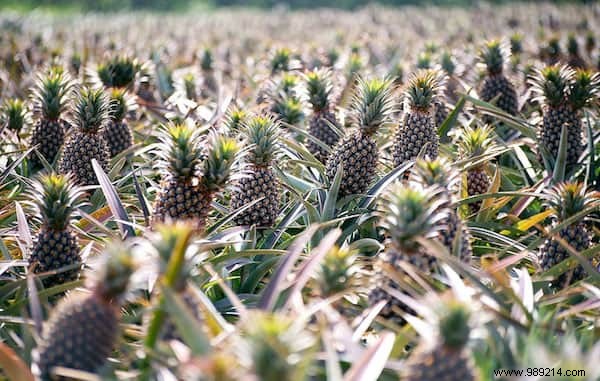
xmin=108 ymin=88 xmax=130 ymax=122
xmin=510 ymin=33 xmax=524 ymax=55
xmin=411 ymin=157 xmax=460 ymax=195
xmin=157 ymin=122 xmax=205 ymax=180
xmin=416 ymin=51 xmax=432 ymax=69
xmin=380 ymin=184 xmax=448 ymax=253
xmin=223 ymin=106 xmax=248 ymax=136
xmin=529 ymin=65 xmax=573 ymax=107
xmin=546 ymin=182 xmax=600 ymax=222
xmin=404 ymin=69 xmax=446 ymax=111
xmin=200 ymin=48 xmax=214 ymax=71
xmin=1 ymin=98 xmax=29 ymax=133
xmin=436 ymin=298 xmax=471 ymax=349
xmin=440 ymin=51 xmax=456 ymax=75
xmin=92 ymin=243 xmax=136 ymax=304
xmin=280 ymin=73 xmax=299 ymax=97
xmin=568 ymin=69 xmax=600 ymax=110
xmin=183 ymin=73 xmax=197 ymax=100
xmin=326 ymin=48 xmax=339 ymax=66
xmin=97 ymin=56 xmax=137 ymax=89
xmin=70 ymin=87 xmax=111 ymax=133
xmin=202 ymin=134 xmax=239 ymax=192
xmin=271 ymin=97 xmax=304 ymax=125
xmin=389 ymin=62 xmax=404 ymax=84
xmin=546 ymin=37 xmax=561 ymax=57
xmin=242 ymin=115 xmax=281 ymax=166
xmin=244 ymin=312 xmax=313 ymax=381
xmin=316 ymin=245 xmax=357 ymax=297
xmin=150 ymin=222 xmax=195 ymax=289
xmin=304 ymin=68 xmax=334 ymax=112
xmin=458 ymin=124 xmax=496 ymax=160
xmin=479 ymin=40 xmax=508 ymax=75
xmin=585 ymin=32 xmax=595 ymax=52
xmin=567 ymin=34 xmax=580 ymax=56
xmin=424 ymin=41 xmax=438 ymax=54
xmin=347 ymin=53 xmax=363 ymax=77
xmin=28 ymin=173 xmax=84 ymax=231
xmin=31 ymin=70 xmax=72 ymax=121
xmin=270 ymin=48 xmax=291 ymax=73
xmin=351 ymin=76 xmax=395 ymax=135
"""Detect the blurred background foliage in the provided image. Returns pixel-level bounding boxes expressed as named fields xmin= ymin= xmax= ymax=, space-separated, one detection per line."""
xmin=0 ymin=0 xmax=593 ymax=12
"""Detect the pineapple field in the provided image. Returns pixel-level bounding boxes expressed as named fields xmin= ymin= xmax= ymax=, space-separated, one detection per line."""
xmin=1 ymin=1 xmax=600 ymax=380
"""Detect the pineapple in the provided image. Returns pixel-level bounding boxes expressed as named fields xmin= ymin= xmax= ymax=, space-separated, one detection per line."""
xmin=530 ymin=65 xmax=599 ymax=168
xmin=231 ymin=116 xmax=281 ymax=227
xmin=369 ymin=184 xmax=448 ymax=321
xmin=567 ymin=35 xmax=587 ymax=69
xmin=304 ymin=68 xmax=341 ymax=163
xmin=268 ymin=74 xmax=305 ymax=126
xmin=539 ymin=182 xmax=599 ymax=289
xmin=410 ymin=158 xmax=472 ymax=264
xmin=478 ymin=40 xmax=518 ymax=117
xmin=96 ymin=55 xmax=137 ymax=89
xmin=458 ymin=125 xmax=496 ymax=215
xmin=34 ymin=243 xmax=136 ymax=381
xmin=440 ymin=50 xmax=459 ymax=103
xmin=29 ymin=70 xmax=72 ymax=168
xmin=153 ymin=124 xmax=239 ymax=230
xmin=58 ymin=87 xmax=111 ymax=186
xmin=404 ymin=297 xmax=478 ymax=381
xmin=200 ymin=48 xmax=218 ymax=96
xmin=326 ymin=77 xmax=394 ymax=197
xmin=393 ymin=70 xmax=445 ymax=167
xmin=27 ymin=173 xmax=84 ymax=288
xmin=1 ymin=98 xmax=30 ymax=137
xmin=102 ymin=88 xmax=134 ymax=157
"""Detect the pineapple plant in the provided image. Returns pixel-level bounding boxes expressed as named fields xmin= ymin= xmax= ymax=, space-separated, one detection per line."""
xmin=529 ymin=65 xmax=599 ymax=168
xmin=542 ymin=36 xmax=562 ymax=65
xmin=567 ymin=34 xmax=587 ymax=69
xmin=304 ymin=68 xmax=341 ymax=163
xmin=223 ymin=106 xmax=248 ymax=137
xmin=538 ymin=182 xmax=599 ymax=289
xmin=369 ymin=184 xmax=448 ymax=321
xmin=153 ymin=124 xmax=239 ymax=230
xmin=231 ymin=115 xmax=281 ymax=227
xmin=325 ymin=77 xmax=394 ymax=197
xmin=200 ymin=48 xmax=218 ymax=96
xmin=96 ymin=55 xmax=137 ymax=89
xmin=270 ymin=47 xmax=291 ymax=74
xmin=1 ymin=98 xmax=30 ymax=137
xmin=314 ymin=245 xmax=357 ymax=298
xmin=102 ymin=88 xmax=134 ymax=157
xmin=403 ymin=296 xmax=478 ymax=381
xmin=34 ymin=243 xmax=136 ymax=380
xmin=478 ymin=40 xmax=518 ymax=117
xmin=393 ymin=69 xmax=445 ymax=167
xmin=58 ymin=87 xmax=111 ymax=186
xmin=458 ymin=125 xmax=496 ymax=215
xmin=410 ymin=158 xmax=472 ymax=264
xmin=27 ymin=173 xmax=84 ymax=288
xmin=29 ymin=70 xmax=72 ymax=168
xmin=440 ymin=50 xmax=459 ymax=102
xmin=268 ymin=74 xmax=305 ymax=126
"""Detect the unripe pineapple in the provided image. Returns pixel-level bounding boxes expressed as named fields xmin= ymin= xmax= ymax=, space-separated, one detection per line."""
xmin=1 ymin=98 xmax=30 ymax=137
xmin=567 ymin=34 xmax=587 ymax=69
xmin=458 ymin=125 xmax=496 ymax=214
xmin=369 ymin=184 xmax=448 ymax=322
xmin=530 ymin=65 xmax=599 ymax=168
xmin=27 ymin=173 xmax=84 ymax=288
xmin=304 ymin=68 xmax=341 ymax=163
xmin=243 ymin=312 xmax=314 ymax=381
xmin=153 ymin=125 xmax=239 ymax=230
xmin=410 ymin=158 xmax=472 ymax=264
xmin=200 ymin=48 xmax=218 ymax=96
xmin=58 ymin=87 xmax=111 ymax=186
xmin=314 ymin=245 xmax=357 ymax=298
xmin=326 ymin=77 xmax=394 ymax=197
xmin=102 ymin=88 xmax=134 ymax=157
xmin=404 ymin=297 xmax=478 ymax=381
xmin=29 ymin=71 xmax=72 ymax=168
xmin=34 ymin=244 xmax=136 ymax=381
xmin=393 ymin=69 xmax=445 ymax=167
xmin=539 ymin=182 xmax=599 ymax=289
xmin=231 ymin=116 xmax=281 ymax=227
xmin=478 ymin=40 xmax=518 ymax=117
